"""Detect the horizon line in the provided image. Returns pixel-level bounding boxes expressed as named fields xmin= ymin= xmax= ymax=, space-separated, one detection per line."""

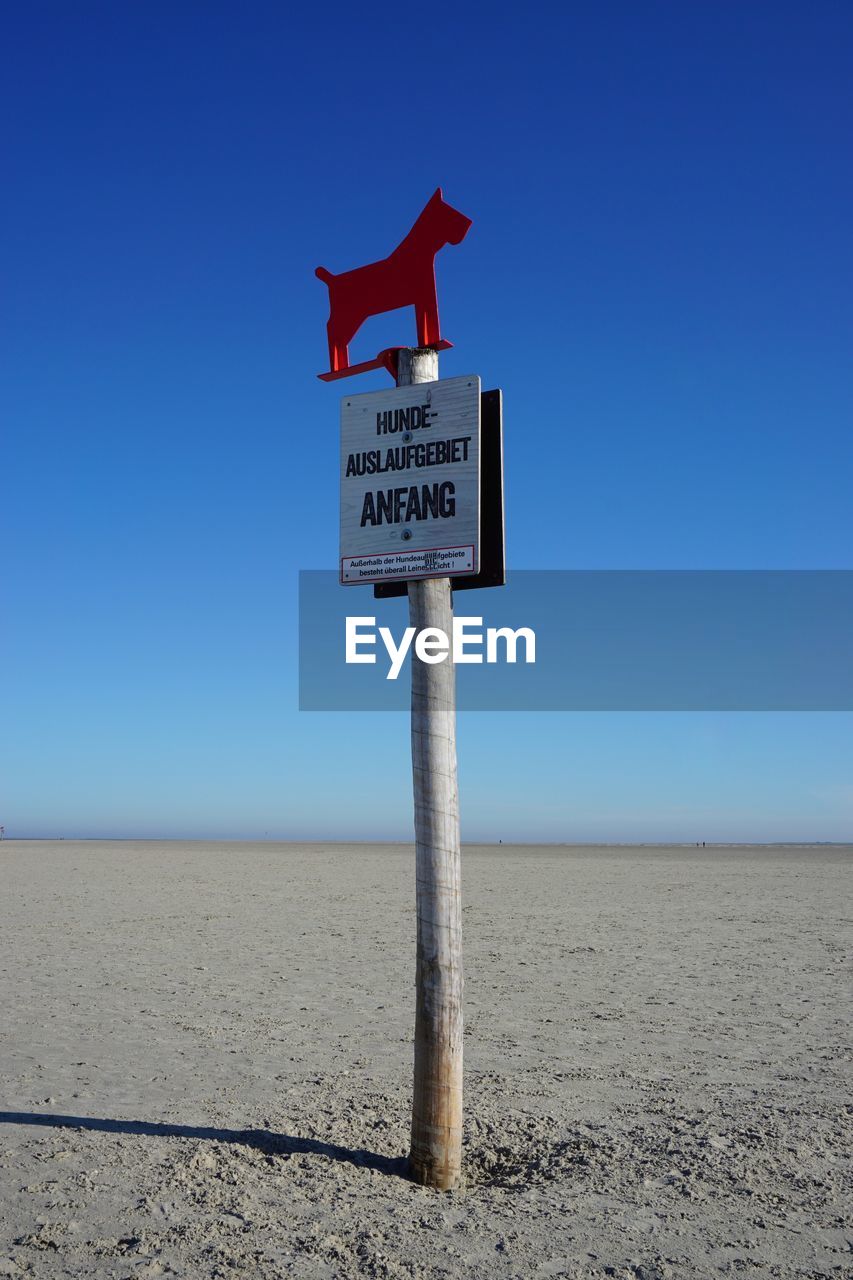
xmin=1 ymin=836 xmax=849 ymax=848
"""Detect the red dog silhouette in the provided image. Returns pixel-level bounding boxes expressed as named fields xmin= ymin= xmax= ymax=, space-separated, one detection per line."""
xmin=316 ymin=188 xmax=472 ymax=379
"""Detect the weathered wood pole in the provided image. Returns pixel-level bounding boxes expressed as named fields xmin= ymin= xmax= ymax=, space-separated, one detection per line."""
xmin=397 ymin=347 xmax=464 ymax=1190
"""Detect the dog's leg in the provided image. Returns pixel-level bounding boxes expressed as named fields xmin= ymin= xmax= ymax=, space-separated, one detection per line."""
xmin=415 ymin=275 xmax=441 ymax=347
xmin=327 ymin=319 xmax=349 ymax=373
xmin=333 ymin=340 xmax=349 ymax=372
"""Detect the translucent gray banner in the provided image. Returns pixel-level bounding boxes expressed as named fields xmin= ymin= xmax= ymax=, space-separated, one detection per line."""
xmin=298 ymin=571 xmax=853 ymax=711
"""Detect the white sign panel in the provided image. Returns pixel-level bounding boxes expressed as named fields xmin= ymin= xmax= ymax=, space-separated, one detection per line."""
xmin=340 ymin=375 xmax=480 ymax=585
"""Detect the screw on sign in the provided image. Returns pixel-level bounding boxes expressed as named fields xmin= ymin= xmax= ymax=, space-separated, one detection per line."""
xmin=315 ymin=189 xmax=494 ymax=1191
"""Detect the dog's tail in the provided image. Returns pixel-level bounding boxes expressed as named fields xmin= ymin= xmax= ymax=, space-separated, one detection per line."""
xmin=315 ymin=266 xmax=335 ymax=285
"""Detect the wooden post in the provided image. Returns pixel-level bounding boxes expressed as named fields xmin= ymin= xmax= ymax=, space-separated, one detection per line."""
xmin=397 ymin=347 xmax=464 ymax=1191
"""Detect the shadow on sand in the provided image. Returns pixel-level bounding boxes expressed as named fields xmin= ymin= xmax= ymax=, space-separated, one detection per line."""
xmin=0 ymin=1110 xmax=409 ymax=1179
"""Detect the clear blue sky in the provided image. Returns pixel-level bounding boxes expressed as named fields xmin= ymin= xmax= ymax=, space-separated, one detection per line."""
xmin=2 ymin=2 xmax=851 ymax=841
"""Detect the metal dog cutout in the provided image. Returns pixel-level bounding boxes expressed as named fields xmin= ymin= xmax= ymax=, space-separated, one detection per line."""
xmin=316 ymin=188 xmax=472 ymax=381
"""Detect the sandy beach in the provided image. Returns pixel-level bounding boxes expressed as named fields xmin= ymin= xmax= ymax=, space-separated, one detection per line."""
xmin=0 ymin=840 xmax=849 ymax=1278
